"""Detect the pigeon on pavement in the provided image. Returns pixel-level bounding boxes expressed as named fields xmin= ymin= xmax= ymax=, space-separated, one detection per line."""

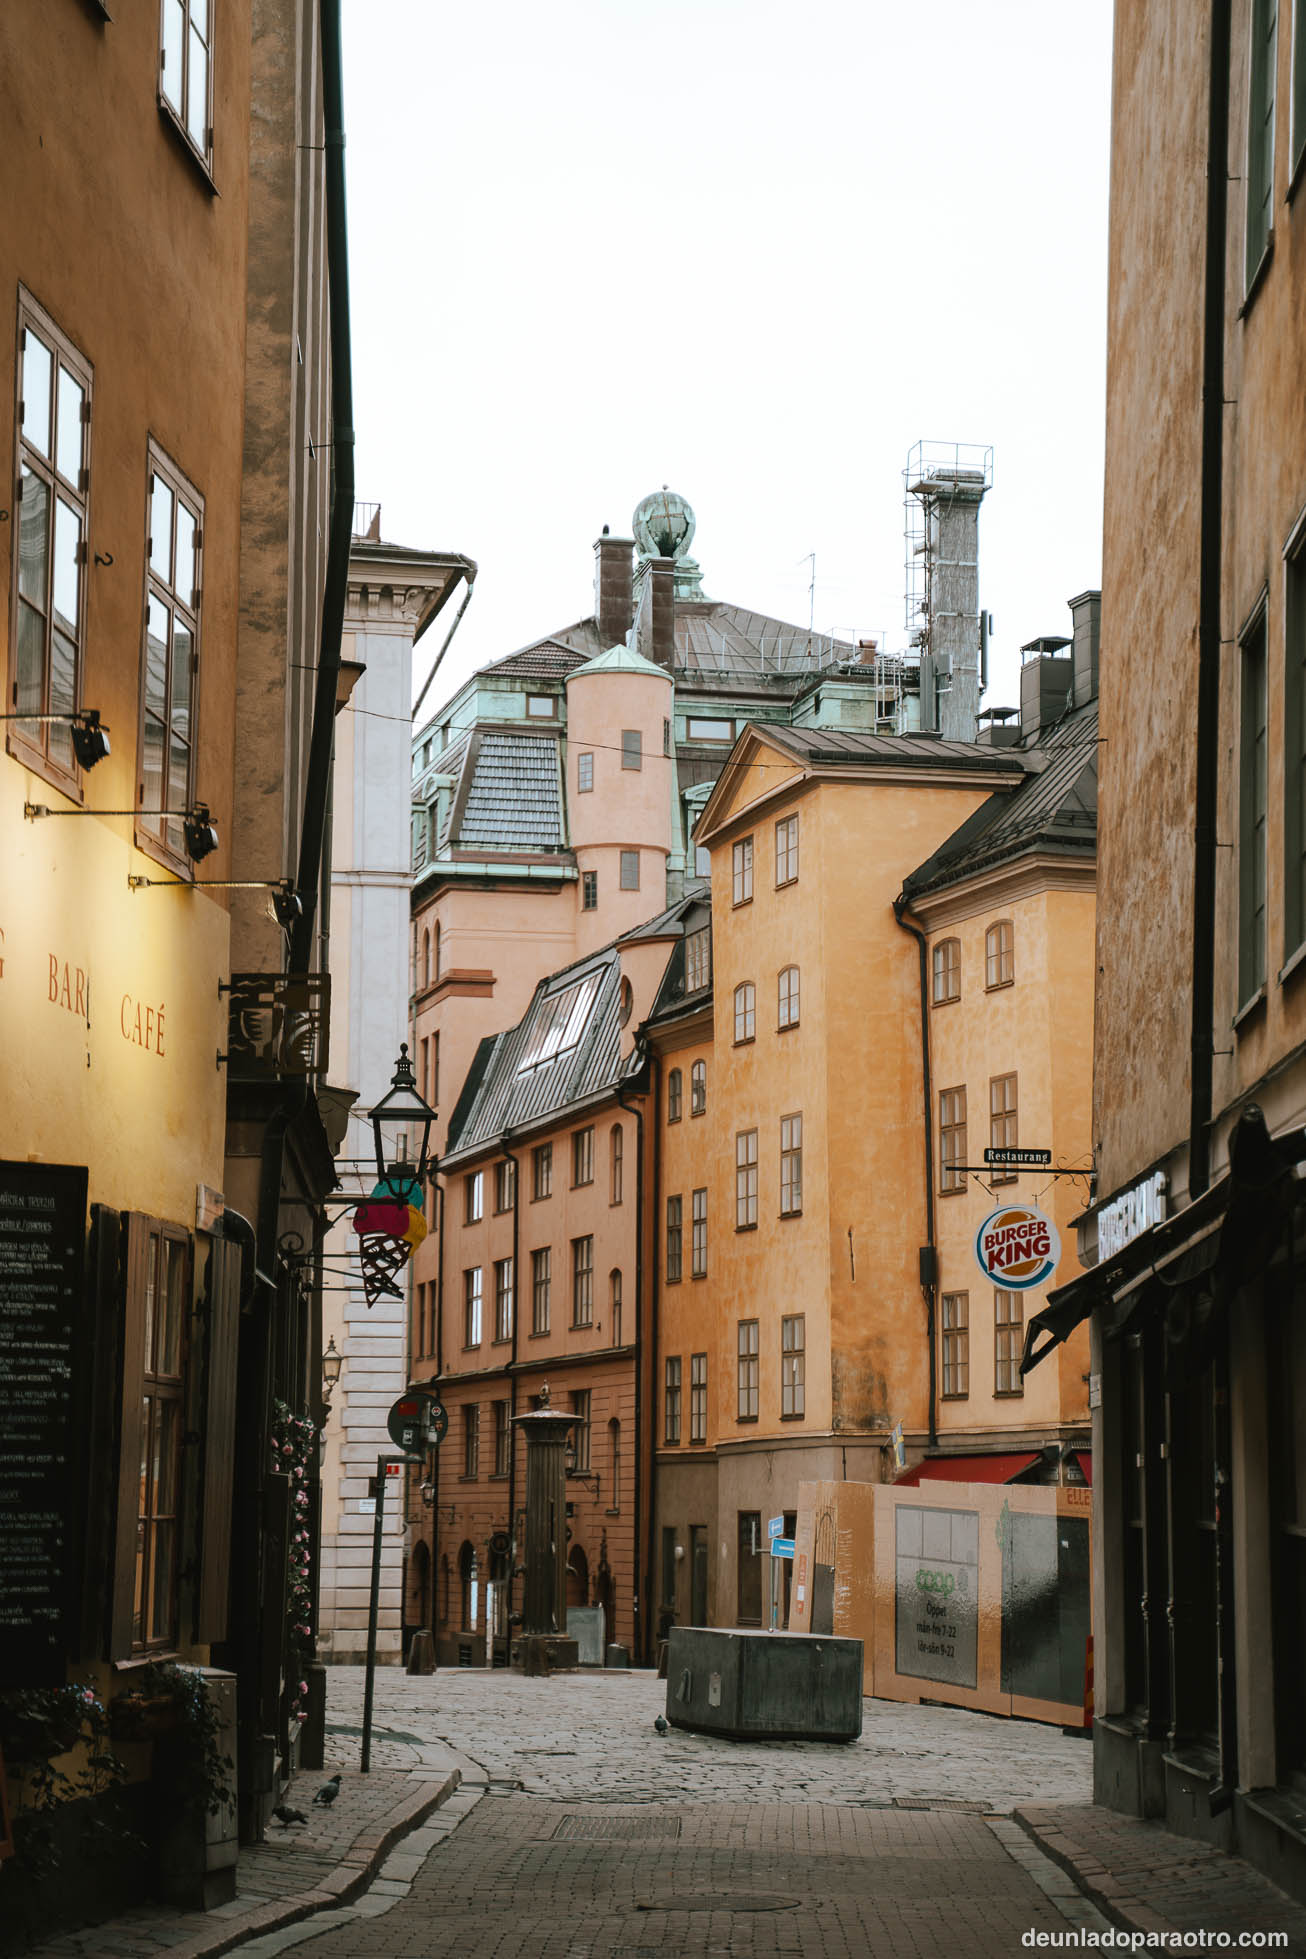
xmin=313 ymin=1775 xmax=342 ymax=1807
xmin=653 ymin=1715 xmax=669 ymax=1735
xmin=273 ymin=1805 xmax=306 ymax=1828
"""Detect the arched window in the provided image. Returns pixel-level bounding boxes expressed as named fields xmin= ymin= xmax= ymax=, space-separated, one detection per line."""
xmin=777 ymin=965 xmax=800 ymax=1029
xmin=733 ymin=981 xmax=756 ymax=1043
xmin=932 ymin=937 xmax=961 ymax=1004
xmin=985 ymin=919 xmax=1014 ymax=990
xmin=610 ymin=1269 xmax=622 ymax=1347
xmin=691 ymin=1059 xmax=706 ymax=1115
xmin=458 ymin=1540 xmax=476 ymax=1630
xmin=609 ymin=1418 xmax=621 ymax=1512
xmin=610 ymin=1123 xmax=624 ymax=1203
xmin=422 ymin=929 xmax=431 ymax=989
xmin=434 ymin=920 xmax=442 ymax=980
xmin=667 ymin=1068 xmax=683 ymax=1123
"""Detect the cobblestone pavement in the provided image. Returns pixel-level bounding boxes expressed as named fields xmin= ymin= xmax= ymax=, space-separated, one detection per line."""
xmin=211 ymin=1666 xmax=1104 ymax=1958
xmin=321 ymin=1663 xmax=1095 ymax=1814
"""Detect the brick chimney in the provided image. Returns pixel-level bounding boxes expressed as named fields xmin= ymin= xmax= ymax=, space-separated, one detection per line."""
xmin=634 ymin=556 xmax=676 ymax=670
xmin=593 ymin=528 xmax=635 ymax=647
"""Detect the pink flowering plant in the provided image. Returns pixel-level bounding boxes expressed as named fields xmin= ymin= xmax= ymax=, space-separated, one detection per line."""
xmin=271 ymin=1399 xmax=318 ymax=1722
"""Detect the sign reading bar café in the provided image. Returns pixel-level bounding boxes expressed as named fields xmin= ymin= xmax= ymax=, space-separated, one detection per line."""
xmin=0 ymin=1161 xmax=87 ymax=1685
xmin=974 ymin=1204 xmax=1061 ymax=1290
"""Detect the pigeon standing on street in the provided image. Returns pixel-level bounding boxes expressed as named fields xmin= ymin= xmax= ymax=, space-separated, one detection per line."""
xmin=273 ymin=1805 xmax=306 ymax=1828
xmin=313 ymin=1774 xmax=342 ymax=1807
xmin=653 ymin=1715 xmax=669 ymax=1736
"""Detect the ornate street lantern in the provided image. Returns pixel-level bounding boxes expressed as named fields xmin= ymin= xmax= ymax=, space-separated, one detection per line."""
xmin=367 ymin=1044 xmax=437 ymax=1196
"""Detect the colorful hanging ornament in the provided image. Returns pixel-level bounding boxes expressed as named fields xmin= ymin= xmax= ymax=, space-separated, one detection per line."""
xmin=352 ymin=1176 xmax=427 ymax=1307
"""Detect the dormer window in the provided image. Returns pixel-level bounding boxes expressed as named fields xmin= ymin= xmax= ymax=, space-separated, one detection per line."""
xmin=527 ymin=694 xmax=552 ymax=718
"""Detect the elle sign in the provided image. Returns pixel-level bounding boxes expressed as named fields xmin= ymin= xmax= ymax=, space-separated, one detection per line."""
xmin=974 ymin=1204 xmax=1061 ymax=1291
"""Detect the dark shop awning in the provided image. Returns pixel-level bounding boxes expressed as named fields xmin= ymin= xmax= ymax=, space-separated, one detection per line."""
xmin=895 ymin=1451 xmax=1041 ymax=1487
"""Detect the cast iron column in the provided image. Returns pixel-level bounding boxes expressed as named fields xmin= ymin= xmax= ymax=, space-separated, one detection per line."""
xmin=512 ymin=1385 xmax=578 ymax=1670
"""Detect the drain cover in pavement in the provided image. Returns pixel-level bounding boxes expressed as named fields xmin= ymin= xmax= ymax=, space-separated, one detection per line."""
xmin=634 ymin=1894 xmax=800 ymax=1914
xmin=553 ymin=1813 xmax=681 ymax=1840
xmin=891 ymin=1795 xmax=992 ymax=1812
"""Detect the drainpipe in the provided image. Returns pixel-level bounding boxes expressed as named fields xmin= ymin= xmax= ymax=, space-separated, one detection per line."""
xmin=288 ymin=0 xmax=354 ymax=976
xmin=616 ymin=1065 xmax=647 ymax=1663
xmin=500 ymin=1136 xmax=521 ymax=1644
xmin=892 ymin=895 xmax=939 ymax=1447
xmin=412 ymin=572 xmax=477 ymax=723
xmin=429 ymin=1178 xmax=445 ymax=1637
xmin=1189 ymin=0 xmax=1231 ymax=1201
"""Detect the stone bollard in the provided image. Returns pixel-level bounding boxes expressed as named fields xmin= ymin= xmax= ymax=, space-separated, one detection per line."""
xmin=407 ymin=1629 xmax=436 ymax=1675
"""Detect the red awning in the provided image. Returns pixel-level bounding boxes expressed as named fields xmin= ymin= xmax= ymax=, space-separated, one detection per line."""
xmin=1073 ymin=1450 xmax=1092 ymax=1485
xmin=895 ymin=1450 xmax=1041 ymax=1488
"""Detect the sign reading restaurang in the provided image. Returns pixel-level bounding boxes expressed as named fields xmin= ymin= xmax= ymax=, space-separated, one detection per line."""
xmin=974 ymin=1204 xmax=1061 ymax=1290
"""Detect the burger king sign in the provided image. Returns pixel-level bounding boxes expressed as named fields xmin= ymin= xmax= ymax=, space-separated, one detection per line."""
xmin=974 ymin=1204 xmax=1061 ymax=1291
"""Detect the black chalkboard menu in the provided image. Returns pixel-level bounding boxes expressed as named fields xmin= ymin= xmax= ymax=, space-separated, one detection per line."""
xmin=0 ymin=1161 xmax=87 ymax=1687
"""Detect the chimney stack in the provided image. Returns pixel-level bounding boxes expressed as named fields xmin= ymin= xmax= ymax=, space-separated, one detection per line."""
xmin=593 ymin=529 xmax=635 ymax=648
xmin=976 ymin=707 xmax=1021 ymax=748
xmin=1068 ymin=590 xmax=1101 ymax=706
xmin=634 ymin=556 xmax=676 ymax=670
xmin=858 ymin=638 xmax=879 ymax=665
xmin=1019 ymin=637 xmax=1073 ymax=745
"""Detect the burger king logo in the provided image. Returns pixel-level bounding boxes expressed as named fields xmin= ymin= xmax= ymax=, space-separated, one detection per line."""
xmin=974 ymin=1204 xmax=1061 ymax=1291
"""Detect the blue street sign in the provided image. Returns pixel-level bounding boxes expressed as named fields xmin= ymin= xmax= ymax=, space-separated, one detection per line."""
xmin=767 ymin=1515 xmax=785 ymax=1539
xmin=771 ymin=1537 xmax=795 ymax=1559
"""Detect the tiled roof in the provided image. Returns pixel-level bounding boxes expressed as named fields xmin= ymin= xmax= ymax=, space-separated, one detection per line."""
xmin=457 ymin=732 xmax=564 ymax=850
xmin=484 ymin=627 xmax=603 ymax=679
xmin=443 ymin=945 xmax=642 ymax=1160
xmin=901 ymin=705 xmax=1098 ymax=898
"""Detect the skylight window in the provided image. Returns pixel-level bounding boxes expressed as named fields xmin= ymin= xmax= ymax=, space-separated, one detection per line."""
xmin=517 ymin=971 xmax=602 ymax=1071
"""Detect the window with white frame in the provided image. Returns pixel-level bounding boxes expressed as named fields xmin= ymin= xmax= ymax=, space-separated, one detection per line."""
xmin=778 ymin=965 xmax=800 ymax=1029
xmin=733 ymin=981 xmax=756 ymax=1043
xmin=691 ymin=1187 xmax=707 ymax=1277
xmin=667 ymin=1068 xmax=682 ymax=1123
xmin=994 ymin=1290 xmax=1024 ymax=1396
xmin=732 ymin=835 xmax=754 ymax=905
xmin=780 ymin=1114 xmax=802 ymax=1216
xmin=160 ymin=0 xmax=214 ymax=165
xmin=610 ymin=1123 xmax=623 ymax=1204
xmin=494 ymin=1258 xmax=513 ymax=1342
xmin=989 ymin=1074 xmax=1018 ymax=1185
xmin=932 ymin=937 xmax=961 ymax=1005
xmin=465 ymin=1171 xmax=483 ymax=1223
xmin=775 ymin=812 xmax=799 ymax=885
xmin=139 ymin=447 xmax=203 ymax=865
xmin=572 ymin=1126 xmax=594 ymax=1186
xmin=737 ymin=1319 xmax=759 ymax=1419
xmin=578 ymin=751 xmax=594 ymax=792
xmin=10 ymin=293 xmax=92 ymax=791
xmin=664 ymin=1356 xmax=682 ymax=1444
xmin=690 ymin=1352 xmax=707 ymax=1442
xmin=939 ymin=1087 xmax=967 ymax=1194
xmin=464 ymin=1268 xmax=483 ymax=1347
xmin=735 ymin=1129 xmax=758 ymax=1229
xmin=942 ymin=1292 xmax=969 ymax=1398
xmin=781 ymin=1314 xmax=805 ymax=1418
xmin=985 ymin=920 xmax=1014 ymax=990
xmin=685 ymin=925 xmax=711 ymax=992
xmin=531 ymin=1247 xmax=550 ymax=1334
xmin=691 ymin=1059 xmax=706 ymax=1115
xmin=666 ymin=1195 xmax=683 ymax=1282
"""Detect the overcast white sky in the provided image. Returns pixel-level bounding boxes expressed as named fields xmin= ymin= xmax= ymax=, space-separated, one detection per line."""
xmin=341 ymin=1 xmax=1114 ymax=723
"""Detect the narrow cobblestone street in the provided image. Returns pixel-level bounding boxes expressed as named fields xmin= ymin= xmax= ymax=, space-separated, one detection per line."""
xmin=233 ymin=1666 xmax=1101 ymax=1959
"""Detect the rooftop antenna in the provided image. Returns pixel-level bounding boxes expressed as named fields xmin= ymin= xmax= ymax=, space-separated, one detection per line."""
xmin=798 ymin=552 xmax=816 ymax=634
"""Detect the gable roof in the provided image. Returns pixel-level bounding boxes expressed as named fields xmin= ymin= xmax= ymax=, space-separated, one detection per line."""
xmin=901 ymin=704 xmax=1099 ymax=900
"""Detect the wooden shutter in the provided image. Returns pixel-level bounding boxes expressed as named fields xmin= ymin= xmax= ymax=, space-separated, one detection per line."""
xmin=80 ymin=1207 xmax=123 ymax=1659
xmin=108 ymin=1213 xmax=152 ymax=1659
xmin=196 ymin=1235 xmax=241 ymax=1642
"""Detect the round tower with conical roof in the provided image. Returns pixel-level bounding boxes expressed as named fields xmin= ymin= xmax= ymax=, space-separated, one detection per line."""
xmin=566 ymin=641 xmax=675 ymax=953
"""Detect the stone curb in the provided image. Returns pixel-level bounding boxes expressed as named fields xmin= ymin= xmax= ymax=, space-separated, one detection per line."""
xmin=154 ymin=1769 xmax=461 ymax=1959
xmin=1012 ymin=1807 xmax=1189 ymax=1936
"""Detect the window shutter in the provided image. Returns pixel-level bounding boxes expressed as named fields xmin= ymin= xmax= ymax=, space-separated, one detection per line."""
xmin=196 ymin=1235 xmax=241 ymax=1642
xmin=80 ymin=1206 xmax=123 ymax=1660
xmin=108 ymin=1213 xmax=151 ymax=1658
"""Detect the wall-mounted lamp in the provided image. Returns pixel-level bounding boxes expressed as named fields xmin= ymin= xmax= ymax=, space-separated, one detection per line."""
xmin=321 ymin=1335 xmax=342 ymax=1404
xmin=419 ymin=1477 xmax=436 ymax=1508
xmin=26 ymin=797 xmax=220 ymax=862
xmin=128 ymin=874 xmax=301 ymax=929
xmin=2 ymin=708 xmax=111 ymax=769
xmin=563 ymin=1434 xmax=600 ymax=1496
xmin=368 ymin=1044 xmax=438 ymax=1198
